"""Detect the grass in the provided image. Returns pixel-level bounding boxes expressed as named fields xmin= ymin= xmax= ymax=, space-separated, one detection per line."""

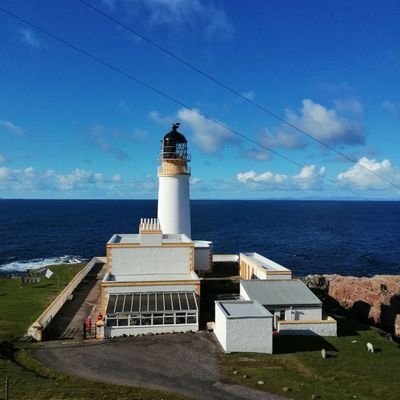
xmin=0 ymin=264 xmax=189 ymax=400
xmin=0 ymin=264 xmax=84 ymax=341
xmin=221 ymin=316 xmax=400 ymax=400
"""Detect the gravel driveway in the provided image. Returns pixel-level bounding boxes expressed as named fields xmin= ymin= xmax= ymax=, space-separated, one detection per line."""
xmin=35 ymin=332 xmax=286 ymax=400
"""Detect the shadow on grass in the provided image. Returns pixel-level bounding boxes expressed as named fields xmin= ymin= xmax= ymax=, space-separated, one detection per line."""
xmin=273 ymin=335 xmax=337 ymax=354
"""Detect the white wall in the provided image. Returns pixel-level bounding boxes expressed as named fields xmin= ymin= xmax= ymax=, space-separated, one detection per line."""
xmin=158 ymin=175 xmax=191 ymax=238
xmin=214 ymin=303 xmax=273 ymax=354
xmin=290 ymin=306 xmax=322 ymax=321
xmin=105 ymin=323 xmax=197 ymax=337
xmin=111 ymin=246 xmax=191 ymax=276
xmin=279 ymin=319 xmax=337 ymax=336
xmin=105 ymin=284 xmax=198 ymax=295
xmin=225 ymin=317 xmax=272 ymax=354
xmin=194 ymin=245 xmax=212 ymax=271
xmin=214 ymin=302 xmax=227 ymax=350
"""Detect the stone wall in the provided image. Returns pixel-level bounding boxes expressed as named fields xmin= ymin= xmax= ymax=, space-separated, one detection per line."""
xmin=305 ymin=274 xmax=400 ymax=338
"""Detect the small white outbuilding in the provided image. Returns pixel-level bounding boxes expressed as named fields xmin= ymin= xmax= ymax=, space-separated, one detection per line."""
xmin=214 ymin=300 xmax=273 ymax=354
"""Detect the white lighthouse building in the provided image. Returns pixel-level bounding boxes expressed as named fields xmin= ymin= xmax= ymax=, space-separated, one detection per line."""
xmin=157 ymin=123 xmax=191 ymax=238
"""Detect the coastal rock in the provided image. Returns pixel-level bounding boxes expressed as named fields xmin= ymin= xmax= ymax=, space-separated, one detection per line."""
xmin=305 ymin=274 xmax=400 ymax=337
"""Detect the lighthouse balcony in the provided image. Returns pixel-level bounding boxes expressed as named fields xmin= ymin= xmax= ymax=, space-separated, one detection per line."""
xmin=157 ymin=164 xmax=191 ymax=175
xmin=159 ymin=152 xmax=191 ymax=162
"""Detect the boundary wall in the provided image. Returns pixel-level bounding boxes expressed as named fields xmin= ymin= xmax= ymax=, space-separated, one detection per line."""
xmin=27 ymin=257 xmax=105 ymax=341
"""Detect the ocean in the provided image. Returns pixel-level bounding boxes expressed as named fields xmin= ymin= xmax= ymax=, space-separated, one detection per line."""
xmin=0 ymin=199 xmax=399 ymax=277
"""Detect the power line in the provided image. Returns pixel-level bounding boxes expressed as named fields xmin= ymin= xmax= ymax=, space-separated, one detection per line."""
xmin=0 ymin=5 xmax=379 ymax=201
xmin=77 ymin=0 xmax=400 ymax=192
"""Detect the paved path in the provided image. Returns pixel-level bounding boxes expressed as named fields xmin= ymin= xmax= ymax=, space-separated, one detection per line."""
xmin=44 ymin=262 xmax=105 ymax=340
xmin=35 ymin=332 xmax=287 ymax=400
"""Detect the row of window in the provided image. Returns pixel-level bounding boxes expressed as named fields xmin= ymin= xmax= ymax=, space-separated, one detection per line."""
xmin=106 ymin=312 xmax=198 ymax=327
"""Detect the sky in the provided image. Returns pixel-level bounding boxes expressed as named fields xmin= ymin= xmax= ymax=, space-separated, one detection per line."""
xmin=0 ymin=0 xmax=399 ymax=200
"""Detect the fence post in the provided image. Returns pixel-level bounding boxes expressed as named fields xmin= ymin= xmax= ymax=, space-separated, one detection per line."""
xmin=5 ymin=376 xmax=9 ymax=400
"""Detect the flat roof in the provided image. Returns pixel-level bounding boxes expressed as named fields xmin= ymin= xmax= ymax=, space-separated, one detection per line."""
xmin=213 ymin=254 xmax=239 ymax=262
xmin=217 ymin=300 xmax=272 ymax=318
xmin=241 ymin=252 xmax=291 ymax=273
xmin=241 ymin=279 xmax=322 ymax=307
xmin=107 ymin=233 xmax=192 ymax=245
xmin=103 ymin=271 xmax=199 ymax=283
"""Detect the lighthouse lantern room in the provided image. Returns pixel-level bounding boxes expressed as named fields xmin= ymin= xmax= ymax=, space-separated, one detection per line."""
xmin=157 ymin=123 xmax=191 ymax=238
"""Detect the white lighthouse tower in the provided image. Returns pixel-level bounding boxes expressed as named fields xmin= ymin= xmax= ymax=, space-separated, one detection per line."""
xmin=157 ymin=123 xmax=191 ymax=238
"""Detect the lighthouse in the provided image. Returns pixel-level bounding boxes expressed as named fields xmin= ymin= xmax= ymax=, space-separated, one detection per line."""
xmin=157 ymin=123 xmax=191 ymax=238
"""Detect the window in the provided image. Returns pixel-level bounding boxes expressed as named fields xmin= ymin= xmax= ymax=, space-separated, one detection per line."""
xmin=279 ymin=310 xmax=286 ymax=321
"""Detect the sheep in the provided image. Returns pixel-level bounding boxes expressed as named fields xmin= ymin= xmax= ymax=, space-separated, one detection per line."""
xmin=366 ymin=342 xmax=374 ymax=353
xmin=321 ymin=348 xmax=326 ymax=359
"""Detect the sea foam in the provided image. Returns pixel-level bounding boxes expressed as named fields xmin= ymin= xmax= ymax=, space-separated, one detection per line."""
xmin=0 ymin=255 xmax=86 ymax=273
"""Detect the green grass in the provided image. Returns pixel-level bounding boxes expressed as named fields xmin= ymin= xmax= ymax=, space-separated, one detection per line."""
xmin=0 ymin=264 xmax=83 ymax=340
xmin=0 ymin=265 xmax=189 ymax=400
xmin=221 ymin=316 xmax=400 ymax=400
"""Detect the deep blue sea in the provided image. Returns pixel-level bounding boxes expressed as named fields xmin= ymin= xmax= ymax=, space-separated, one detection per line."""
xmin=0 ymin=200 xmax=399 ymax=277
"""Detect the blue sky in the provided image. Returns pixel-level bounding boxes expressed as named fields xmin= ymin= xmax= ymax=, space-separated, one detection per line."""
xmin=0 ymin=0 xmax=399 ymax=199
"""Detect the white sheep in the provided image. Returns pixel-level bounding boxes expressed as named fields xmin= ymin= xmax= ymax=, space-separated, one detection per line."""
xmin=366 ymin=342 xmax=374 ymax=353
xmin=321 ymin=348 xmax=326 ymax=359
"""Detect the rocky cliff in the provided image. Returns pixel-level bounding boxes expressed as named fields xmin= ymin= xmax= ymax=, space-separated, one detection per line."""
xmin=305 ymin=274 xmax=400 ymax=338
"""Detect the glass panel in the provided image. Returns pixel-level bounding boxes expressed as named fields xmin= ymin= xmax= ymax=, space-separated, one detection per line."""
xmin=153 ymin=313 xmax=163 ymax=325
xmin=156 ymin=293 xmax=164 ymax=311
xmin=148 ymin=293 xmax=156 ymax=312
xmin=130 ymin=314 xmax=141 ymax=326
xmin=106 ymin=295 xmax=117 ymax=314
xmin=179 ymin=293 xmax=189 ymax=310
xmin=176 ymin=312 xmax=186 ymax=324
xmin=164 ymin=313 xmax=174 ymax=325
xmin=141 ymin=294 xmax=148 ymax=312
xmin=172 ymin=293 xmax=180 ymax=310
xmin=107 ymin=317 xmax=117 ymax=327
xmin=187 ymin=293 xmax=197 ymax=310
xmin=164 ymin=294 xmax=172 ymax=310
xmin=115 ymin=295 xmax=125 ymax=313
xmin=132 ymin=294 xmax=140 ymax=312
xmin=123 ymin=295 xmax=133 ymax=312
xmin=118 ymin=317 xmax=129 ymax=326
xmin=141 ymin=313 xmax=151 ymax=326
xmin=187 ymin=314 xmax=197 ymax=324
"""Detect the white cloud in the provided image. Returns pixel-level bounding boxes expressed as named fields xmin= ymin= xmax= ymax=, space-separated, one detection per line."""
xmin=190 ymin=177 xmax=201 ymax=185
xmin=237 ymin=164 xmax=327 ymax=191
xmin=337 ymin=157 xmax=400 ymax=190
xmin=285 ymin=99 xmax=365 ymax=145
xmin=112 ymin=173 xmax=122 ymax=183
xmin=112 ymin=0 xmax=234 ymax=40
xmin=260 ymin=128 xmax=304 ymax=149
xmin=90 ymin=124 xmax=129 ymax=161
xmin=242 ymin=148 xmax=271 ymax=161
xmin=149 ymin=110 xmax=173 ymax=125
xmin=177 ymin=108 xmax=237 ymax=153
xmin=382 ymin=100 xmax=399 ymax=115
xmin=241 ymin=90 xmax=255 ymax=101
xmin=20 ymin=29 xmax=41 ymax=49
xmin=0 ymin=167 xmax=11 ymax=182
xmin=24 ymin=167 xmax=35 ymax=178
xmin=293 ymin=165 xmax=326 ymax=190
xmin=0 ymin=120 xmax=24 ymax=136
xmin=237 ymin=170 xmax=288 ymax=185
xmin=334 ymin=99 xmax=363 ymax=115
xmin=0 ymin=166 xmax=157 ymax=198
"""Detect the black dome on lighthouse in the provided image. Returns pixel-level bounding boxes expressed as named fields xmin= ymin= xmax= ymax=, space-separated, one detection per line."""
xmin=163 ymin=123 xmax=187 ymax=145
